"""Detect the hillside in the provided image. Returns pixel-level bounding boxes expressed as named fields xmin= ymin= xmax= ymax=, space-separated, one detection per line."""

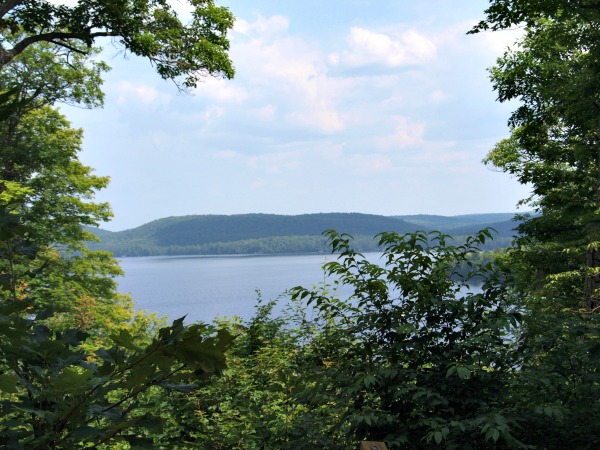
xmin=87 ymin=212 xmax=519 ymax=257
xmin=392 ymin=213 xmax=518 ymax=231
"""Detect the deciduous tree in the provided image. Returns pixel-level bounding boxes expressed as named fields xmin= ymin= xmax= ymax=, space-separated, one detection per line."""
xmin=472 ymin=4 xmax=600 ymax=447
xmin=0 ymin=1 xmax=237 ymax=446
xmin=474 ymin=1 xmax=600 ymax=311
xmin=0 ymin=0 xmax=235 ymax=88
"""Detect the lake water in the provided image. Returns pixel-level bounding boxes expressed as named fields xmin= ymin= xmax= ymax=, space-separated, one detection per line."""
xmin=118 ymin=253 xmax=384 ymax=324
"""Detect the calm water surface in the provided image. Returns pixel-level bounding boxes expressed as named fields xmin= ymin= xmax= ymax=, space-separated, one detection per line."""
xmin=118 ymin=253 xmax=384 ymax=323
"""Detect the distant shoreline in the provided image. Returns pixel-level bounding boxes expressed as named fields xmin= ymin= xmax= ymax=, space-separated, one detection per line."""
xmin=87 ymin=212 xmax=520 ymax=257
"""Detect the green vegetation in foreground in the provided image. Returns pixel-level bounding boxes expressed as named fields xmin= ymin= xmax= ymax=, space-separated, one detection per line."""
xmin=86 ymin=212 xmax=517 ymax=256
xmin=2 ymin=1 xmax=600 ymax=449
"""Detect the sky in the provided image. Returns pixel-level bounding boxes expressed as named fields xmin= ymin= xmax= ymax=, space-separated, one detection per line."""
xmin=60 ymin=0 xmax=529 ymax=231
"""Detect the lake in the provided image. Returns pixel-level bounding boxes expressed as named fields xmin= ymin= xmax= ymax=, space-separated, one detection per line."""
xmin=117 ymin=253 xmax=383 ymax=324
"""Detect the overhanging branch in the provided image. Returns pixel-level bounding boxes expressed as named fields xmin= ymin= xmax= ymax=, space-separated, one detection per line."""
xmin=0 ymin=0 xmax=24 ymax=20
xmin=1 ymin=30 xmax=118 ymax=68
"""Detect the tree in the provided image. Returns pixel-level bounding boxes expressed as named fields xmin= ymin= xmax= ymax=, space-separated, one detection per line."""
xmin=285 ymin=230 xmax=521 ymax=449
xmin=0 ymin=0 xmax=235 ymax=340
xmin=470 ymin=4 xmax=600 ymax=447
xmin=0 ymin=0 xmax=235 ymax=88
xmin=473 ymin=2 xmax=600 ymax=312
xmin=0 ymin=1 xmax=238 ymax=446
xmin=0 ymin=109 xmax=235 ymax=450
xmin=0 ymin=176 xmax=236 ymax=448
xmin=1 ymin=105 xmax=111 ymax=243
xmin=0 ymin=37 xmax=108 ymax=112
xmin=0 ymin=100 xmax=131 ymax=341
xmin=151 ymin=299 xmax=311 ymax=449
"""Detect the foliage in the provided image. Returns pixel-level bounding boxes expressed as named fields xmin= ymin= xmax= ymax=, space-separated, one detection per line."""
xmin=0 ymin=104 xmax=111 ymax=245
xmin=0 ymin=37 xmax=108 ymax=112
xmin=0 ymin=103 xmax=129 ymax=347
xmin=142 ymin=230 xmax=521 ymax=449
xmin=476 ymin=0 xmax=600 ymax=311
xmin=471 ymin=3 xmax=600 ymax=448
xmin=0 ymin=303 xmax=233 ymax=449
xmin=169 ymin=229 xmax=595 ymax=450
xmin=149 ymin=299 xmax=310 ymax=449
xmin=0 ymin=180 xmax=234 ymax=448
xmin=0 ymin=2 xmax=238 ymax=446
xmin=471 ymin=1 xmax=600 ymax=33
xmin=0 ymin=0 xmax=235 ymax=88
xmin=506 ymin=292 xmax=600 ymax=448
xmin=5 ymin=0 xmax=600 ymax=448
xmin=288 ymin=230 xmax=522 ymax=449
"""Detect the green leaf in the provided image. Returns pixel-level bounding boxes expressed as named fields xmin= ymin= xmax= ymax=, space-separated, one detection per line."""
xmin=456 ymin=366 xmax=471 ymax=379
xmin=52 ymin=367 xmax=94 ymax=395
xmin=491 ymin=428 xmax=500 ymax=442
xmin=110 ymin=329 xmax=142 ymax=351
xmin=0 ymin=373 xmax=19 ymax=393
xmin=71 ymin=425 xmax=103 ymax=441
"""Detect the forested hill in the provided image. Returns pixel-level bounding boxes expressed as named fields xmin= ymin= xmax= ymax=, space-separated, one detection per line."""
xmin=394 ymin=213 xmax=519 ymax=237
xmin=87 ymin=212 xmax=519 ymax=257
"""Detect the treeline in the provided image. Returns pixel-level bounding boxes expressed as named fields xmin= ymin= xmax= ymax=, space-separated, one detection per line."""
xmin=92 ymin=235 xmax=331 ymax=257
xmin=86 ymin=212 xmax=516 ymax=256
xmin=89 ymin=233 xmax=513 ymax=257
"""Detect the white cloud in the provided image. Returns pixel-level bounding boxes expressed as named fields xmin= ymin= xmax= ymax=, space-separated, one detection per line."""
xmin=433 ymin=19 xmax=524 ymax=62
xmin=203 ymin=106 xmax=225 ymax=121
xmin=334 ymin=27 xmax=436 ymax=68
xmin=193 ymin=77 xmax=248 ymax=103
xmin=377 ymin=116 xmax=426 ymax=149
xmin=232 ymin=15 xmax=350 ymax=133
xmin=413 ymin=144 xmax=465 ymax=165
xmin=429 ymin=89 xmax=450 ymax=103
xmin=169 ymin=1 xmax=193 ymax=19
xmin=117 ymin=81 xmax=169 ymax=105
xmin=287 ymin=105 xmax=344 ymax=133
xmin=234 ymin=15 xmax=289 ymax=36
xmin=477 ymin=27 xmax=524 ymax=55
xmin=254 ymin=104 xmax=277 ymax=120
xmin=353 ymin=155 xmax=395 ymax=173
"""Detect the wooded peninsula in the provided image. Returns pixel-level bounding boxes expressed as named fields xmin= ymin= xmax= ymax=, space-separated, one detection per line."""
xmin=87 ymin=212 xmax=517 ymax=256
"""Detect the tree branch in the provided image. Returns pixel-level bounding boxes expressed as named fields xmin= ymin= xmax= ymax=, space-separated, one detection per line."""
xmin=1 ymin=30 xmax=118 ymax=68
xmin=48 ymin=39 xmax=89 ymax=56
xmin=0 ymin=0 xmax=24 ymax=20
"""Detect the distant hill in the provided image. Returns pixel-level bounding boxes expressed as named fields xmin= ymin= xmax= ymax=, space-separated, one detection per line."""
xmin=87 ymin=212 xmax=520 ymax=257
xmin=391 ymin=213 xmax=518 ymax=231
xmin=443 ymin=219 xmax=519 ymax=237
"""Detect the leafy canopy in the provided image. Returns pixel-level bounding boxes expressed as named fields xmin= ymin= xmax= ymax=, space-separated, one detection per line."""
xmin=0 ymin=0 xmax=235 ymax=88
xmin=0 ymin=1 xmax=238 ymax=447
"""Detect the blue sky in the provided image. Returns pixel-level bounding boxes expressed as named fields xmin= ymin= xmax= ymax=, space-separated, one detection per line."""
xmin=60 ymin=1 xmax=529 ymax=231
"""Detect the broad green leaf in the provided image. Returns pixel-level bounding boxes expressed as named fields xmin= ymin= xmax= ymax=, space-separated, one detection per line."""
xmin=0 ymin=373 xmax=19 ymax=393
xmin=52 ymin=367 xmax=94 ymax=395
xmin=456 ymin=366 xmax=471 ymax=379
xmin=110 ymin=329 xmax=142 ymax=351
